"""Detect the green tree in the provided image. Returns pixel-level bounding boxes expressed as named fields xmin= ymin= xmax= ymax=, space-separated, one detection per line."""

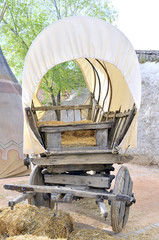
xmin=0 ymin=0 xmax=118 ymax=120
xmin=0 ymin=0 xmax=50 ymax=79
xmin=41 ymin=61 xmax=86 ymax=120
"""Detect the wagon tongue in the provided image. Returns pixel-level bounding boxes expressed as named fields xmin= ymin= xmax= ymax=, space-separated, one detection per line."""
xmin=4 ymin=183 xmax=135 ymax=206
xmin=4 ymin=184 xmax=34 ymax=193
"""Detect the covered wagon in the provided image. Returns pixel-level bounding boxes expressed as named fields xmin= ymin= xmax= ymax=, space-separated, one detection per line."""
xmin=4 ymin=16 xmax=141 ymax=233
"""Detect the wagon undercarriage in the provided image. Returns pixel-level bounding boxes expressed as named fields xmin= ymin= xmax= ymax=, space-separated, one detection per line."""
xmin=5 ymin=153 xmax=136 ymax=233
xmin=4 ymin=164 xmax=136 ymax=233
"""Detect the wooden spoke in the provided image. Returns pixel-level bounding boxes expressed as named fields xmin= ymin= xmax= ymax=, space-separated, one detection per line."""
xmin=111 ymin=166 xmax=133 ymax=233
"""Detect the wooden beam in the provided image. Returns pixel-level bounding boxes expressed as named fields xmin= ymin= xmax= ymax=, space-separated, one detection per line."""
xmin=44 ymin=174 xmax=110 ymax=188
xmin=103 ymin=111 xmax=131 ymax=118
xmin=40 ymin=121 xmax=112 ymax=133
xmin=33 ymin=104 xmax=132 ymax=119
xmin=4 ymin=184 xmax=117 ymax=200
xmin=48 ymin=149 xmax=112 ymax=155
xmin=32 ymin=104 xmax=92 ymax=111
xmin=4 ymin=184 xmax=132 ymax=202
xmin=31 ymin=152 xmax=132 ymax=166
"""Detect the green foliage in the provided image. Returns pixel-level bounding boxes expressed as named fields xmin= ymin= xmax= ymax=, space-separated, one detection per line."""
xmin=43 ymin=0 xmax=117 ymax=22
xmin=0 ymin=0 xmax=118 ymax=111
xmin=40 ymin=60 xmax=86 ymax=105
xmin=0 ymin=0 xmax=50 ymax=81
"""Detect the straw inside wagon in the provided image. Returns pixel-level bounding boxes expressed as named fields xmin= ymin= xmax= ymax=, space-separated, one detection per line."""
xmin=0 ymin=204 xmax=73 ymax=239
xmin=38 ymin=120 xmax=96 ymax=147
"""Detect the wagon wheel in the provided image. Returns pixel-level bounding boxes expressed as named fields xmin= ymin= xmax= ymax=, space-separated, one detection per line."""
xmin=111 ymin=166 xmax=133 ymax=233
xmin=28 ymin=165 xmax=55 ymax=208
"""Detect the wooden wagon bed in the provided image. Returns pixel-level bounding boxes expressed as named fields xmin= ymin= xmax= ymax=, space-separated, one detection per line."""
xmin=25 ymin=103 xmax=136 ymax=168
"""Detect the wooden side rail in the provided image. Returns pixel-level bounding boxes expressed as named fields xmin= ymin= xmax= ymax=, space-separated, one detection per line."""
xmin=32 ymin=104 xmax=92 ymax=111
xmin=25 ymin=107 xmax=44 ymax=146
xmin=39 ymin=121 xmax=113 ymax=133
xmin=108 ymin=105 xmax=137 ymax=148
xmin=39 ymin=121 xmax=113 ymax=151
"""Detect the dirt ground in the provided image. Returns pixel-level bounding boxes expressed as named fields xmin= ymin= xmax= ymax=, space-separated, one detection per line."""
xmin=0 ymin=162 xmax=159 ymax=239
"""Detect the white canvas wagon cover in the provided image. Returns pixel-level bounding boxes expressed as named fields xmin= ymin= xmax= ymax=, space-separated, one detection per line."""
xmin=22 ymin=16 xmax=141 ymax=154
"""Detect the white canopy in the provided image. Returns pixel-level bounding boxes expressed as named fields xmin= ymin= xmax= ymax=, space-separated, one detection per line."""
xmin=22 ymin=16 xmax=141 ymax=154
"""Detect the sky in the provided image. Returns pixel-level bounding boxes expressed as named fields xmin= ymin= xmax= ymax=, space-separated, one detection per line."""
xmin=111 ymin=0 xmax=159 ymax=50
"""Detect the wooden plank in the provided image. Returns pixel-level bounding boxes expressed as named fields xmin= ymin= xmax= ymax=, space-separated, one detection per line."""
xmin=47 ymin=146 xmax=110 ymax=152
xmin=115 ymin=116 xmax=128 ymax=146
xmin=103 ymin=111 xmax=130 ymax=118
xmin=44 ymin=164 xmax=114 ymax=173
xmin=45 ymin=132 xmax=61 ymax=149
xmin=4 ymin=184 xmax=117 ymax=200
xmin=48 ymin=149 xmax=112 ymax=155
xmin=4 ymin=184 xmax=131 ymax=202
xmin=31 ymin=153 xmax=133 ymax=166
xmin=44 ymin=174 xmax=110 ymax=188
xmin=32 ymin=104 xmax=92 ymax=111
xmin=25 ymin=107 xmax=44 ymax=146
xmin=96 ymin=129 xmax=108 ymax=147
xmin=40 ymin=121 xmax=112 ymax=133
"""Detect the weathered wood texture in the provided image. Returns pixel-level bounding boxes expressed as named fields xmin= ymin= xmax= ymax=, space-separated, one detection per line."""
xmin=44 ymin=174 xmax=110 ymax=188
xmin=107 ymin=105 xmax=136 ymax=148
xmin=41 ymin=122 xmax=112 ymax=150
xmin=4 ymin=183 xmax=132 ymax=203
xmin=32 ymin=104 xmax=92 ymax=111
xmin=25 ymin=107 xmax=44 ymax=146
xmin=40 ymin=121 xmax=112 ymax=133
xmin=31 ymin=152 xmax=133 ymax=166
xmin=4 ymin=184 xmax=117 ymax=200
xmin=111 ymin=166 xmax=133 ymax=233
xmin=45 ymin=132 xmax=61 ymax=149
xmin=96 ymin=129 xmax=108 ymax=147
xmin=116 ymin=105 xmax=136 ymax=145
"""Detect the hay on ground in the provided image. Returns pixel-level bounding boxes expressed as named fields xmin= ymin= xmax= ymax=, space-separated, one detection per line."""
xmin=0 ymin=204 xmax=73 ymax=239
xmin=7 ymin=235 xmax=60 ymax=240
xmin=69 ymin=229 xmax=117 ymax=240
xmin=7 ymin=235 xmax=66 ymax=240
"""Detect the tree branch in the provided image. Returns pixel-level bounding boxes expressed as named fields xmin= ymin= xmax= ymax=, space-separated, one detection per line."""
xmin=2 ymin=17 xmax=29 ymax=50
xmin=0 ymin=2 xmax=7 ymax=23
xmin=50 ymin=0 xmax=61 ymax=19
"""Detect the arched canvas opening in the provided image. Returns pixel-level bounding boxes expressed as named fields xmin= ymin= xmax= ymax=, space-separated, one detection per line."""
xmin=22 ymin=16 xmax=141 ymax=154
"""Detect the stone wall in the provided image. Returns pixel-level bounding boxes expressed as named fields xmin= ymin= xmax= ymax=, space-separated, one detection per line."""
xmin=136 ymin=50 xmax=159 ymax=63
xmin=129 ymin=62 xmax=159 ymax=165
